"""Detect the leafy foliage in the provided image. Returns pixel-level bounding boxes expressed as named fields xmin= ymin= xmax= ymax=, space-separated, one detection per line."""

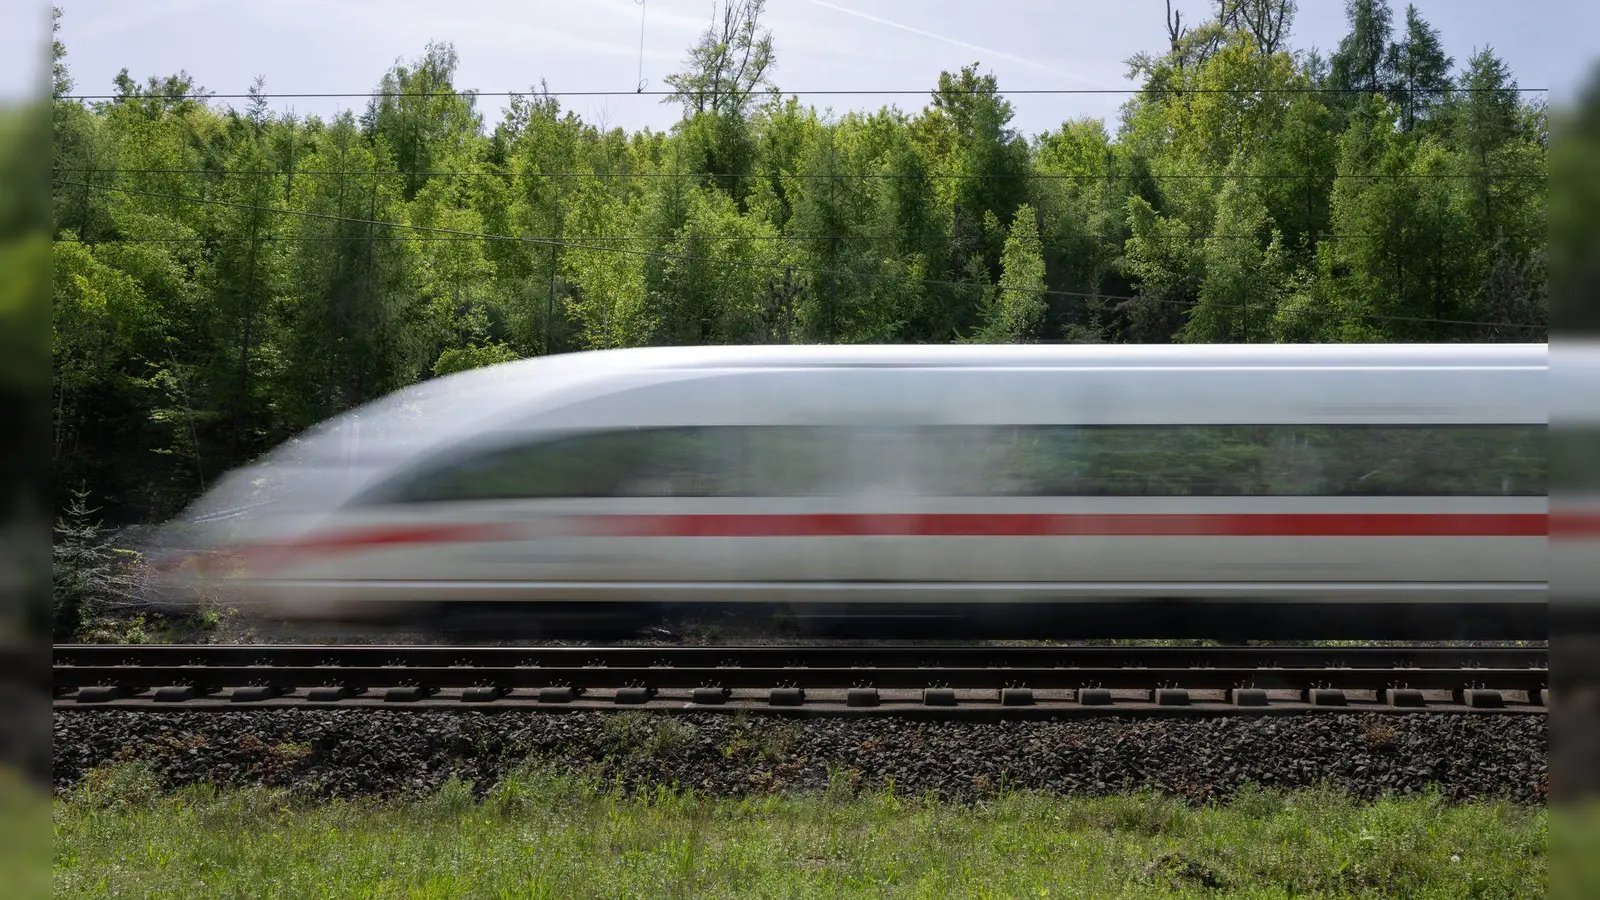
xmin=431 ymin=342 xmax=519 ymax=377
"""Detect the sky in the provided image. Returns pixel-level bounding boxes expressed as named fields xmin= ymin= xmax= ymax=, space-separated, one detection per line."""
xmin=17 ymin=0 xmax=1600 ymax=138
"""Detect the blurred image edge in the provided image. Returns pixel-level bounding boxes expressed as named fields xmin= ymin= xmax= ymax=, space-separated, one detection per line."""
xmin=1550 ymin=53 xmax=1600 ymax=900
xmin=0 ymin=7 xmax=61 ymax=900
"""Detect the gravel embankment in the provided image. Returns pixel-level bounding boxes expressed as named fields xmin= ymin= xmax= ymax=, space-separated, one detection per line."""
xmin=54 ymin=709 xmax=1546 ymax=805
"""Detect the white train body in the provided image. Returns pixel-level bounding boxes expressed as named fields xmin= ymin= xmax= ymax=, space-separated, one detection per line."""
xmin=1553 ymin=340 xmax=1600 ymax=636
xmin=156 ymin=343 xmax=1551 ymax=639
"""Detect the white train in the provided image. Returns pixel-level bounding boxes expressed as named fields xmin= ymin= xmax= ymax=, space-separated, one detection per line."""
xmin=153 ymin=343 xmax=1550 ymax=640
xmin=1553 ymin=340 xmax=1600 ymax=639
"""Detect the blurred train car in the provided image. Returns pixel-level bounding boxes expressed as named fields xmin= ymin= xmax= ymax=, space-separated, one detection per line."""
xmin=150 ymin=343 xmax=1549 ymax=640
xmin=1554 ymin=341 xmax=1600 ymax=627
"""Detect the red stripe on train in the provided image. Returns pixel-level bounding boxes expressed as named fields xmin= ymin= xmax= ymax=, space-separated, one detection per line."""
xmin=575 ymin=513 xmax=1549 ymax=538
xmin=213 ymin=522 xmax=521 ymax=572
xmin=288 ymin=522 xmax=521 ymax=548
xmin=215 ymin=512 xmax=1549 ymax=572
xmin=1552 ymin=512 xmax=1600 ymax=538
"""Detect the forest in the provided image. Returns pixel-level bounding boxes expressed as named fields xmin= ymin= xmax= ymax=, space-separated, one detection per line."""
xmin=50 ymin=0 xmax=1548 ymax=525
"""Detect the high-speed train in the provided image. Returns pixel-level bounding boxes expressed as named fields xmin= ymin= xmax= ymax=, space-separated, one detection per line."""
xmin=152 ymin=343 xmax=1550 ymax=640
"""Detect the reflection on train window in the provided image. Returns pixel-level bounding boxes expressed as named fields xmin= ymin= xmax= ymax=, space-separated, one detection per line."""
xmin=365 ymin=423 xmax=1546 ymax=502
xmin=370 ymin=429 xmax=722 ymax=502
xmin=995 ymin=425 xmax=1545 ymax=497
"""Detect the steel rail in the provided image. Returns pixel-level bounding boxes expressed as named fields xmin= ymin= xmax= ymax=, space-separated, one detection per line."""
xmin=52 ymin=644 xmax=1548 ymax=713
xmin=51 ymin=644 xmax=1549 ymax=670
xmin=53 ymin=664 xmax=1546 ymax=692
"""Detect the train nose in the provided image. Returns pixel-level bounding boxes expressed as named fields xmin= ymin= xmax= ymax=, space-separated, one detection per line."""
xmin=146 ymin=543 xmax=284 ymax=619
xmin=139 ymin=547 xmax=212 ymax=614
xmin=153 ymin=546 xmax=257 ymax=582
xmin=146 ymin=546 xmax=197 ymax=575
xmin=146 ymin=526 xmax=256 ymax=579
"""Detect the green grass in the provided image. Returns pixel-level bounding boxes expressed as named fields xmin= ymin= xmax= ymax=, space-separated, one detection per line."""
xmin=53 ymin=761 xmax=1548 ymax=899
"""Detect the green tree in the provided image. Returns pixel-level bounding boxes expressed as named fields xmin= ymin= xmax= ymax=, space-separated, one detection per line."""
xmin=362 ymin=42 xmax=483 ymax=202
xmin=974 ymin=204 xmax=1047 ymax=342
xmin=1321 ymin=116 xmax=1478 ymax=340
xmin=497 ymin=89 xmax=584 ymax=355
xmin=663 ymin=0 xmax=776 ymax=118
xmin=745 ymin=96 xmax=818 ymax=232
xmin=1385 ymin=3 xmax=1453 ymax=133
xmin=917 ymin=65 xmax=1029 ymax=257
xmin=1235 ymin=0 xmax=1298 ymax=55
xmin=870 ymin=123 xmax=945 ymax=340
xmin=1033 ymin=118 xmax=1131 ymax=341
xmin=274 ymin=116 xmax=425 ymax=429
xmin=205 ymin=131 xmax=285 ymax=459
xmin=562 ymin=177 xmax=651 ymax=349
xmin=52 ymin=6 xmax=72 ymax=97
xmin=1121 ymin=196 xmax=1200 ymax=342
xmin=789 ymin=124 xmax=868 ymax=341
xmin=1329 ymin=0 xmax=1395 ymax=97
xmin=662 ymin=0 xmax=775 ymax=205
xmin=650 ymin=187 xmax=785 ymax=345
xmin=431 ymin=341 xmax=518 ymax=377
xmin=1452 ymin=47 xmax=1522 ymax=159
xmin=1185 ymin=163 xmax=1287 ymax=342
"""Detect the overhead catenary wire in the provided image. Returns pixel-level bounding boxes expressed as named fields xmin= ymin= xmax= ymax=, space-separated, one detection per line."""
xmin=59 ymin=86 xmax=1550 ymax=101
xmin=55 ymin=178 xmax=1549 ymax=334
xmin=75 ymin=231 xmax=1548 ymax=244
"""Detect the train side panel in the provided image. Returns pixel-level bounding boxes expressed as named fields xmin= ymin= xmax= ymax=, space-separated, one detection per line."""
xmin=161 ymin=344 xmax=1549 ymax=639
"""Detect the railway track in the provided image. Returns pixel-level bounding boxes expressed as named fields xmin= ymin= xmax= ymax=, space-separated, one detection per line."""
xmin=53 ymin=644 xmax=1548 ymax=716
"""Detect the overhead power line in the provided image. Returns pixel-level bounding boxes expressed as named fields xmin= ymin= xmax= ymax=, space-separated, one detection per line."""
xmin=53 ymin=178 xmax=1548 ymax=334
xmin=60 ymin=86 xmax=1549 ymax=101
xmin=79 ymin=231 xmax=1547 ymax=245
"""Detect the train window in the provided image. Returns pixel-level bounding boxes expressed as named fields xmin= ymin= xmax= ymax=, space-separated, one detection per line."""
xmin=986 ymin=425 xmax=1546 ymax=497
xmin=360 ymin=423 xmax=1545 ymax=504
xmin=363 ymin=428 xmax=727 ymax=502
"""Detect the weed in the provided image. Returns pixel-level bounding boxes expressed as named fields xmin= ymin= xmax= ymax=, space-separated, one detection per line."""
xmin=269 ymin=742 xmax=311 ymax=764
xmin=1097 ymin=790 xmax=1186 ymax=836
xmin=1147 ymin=849 xmax=1229 ymax=891
xmin=721 ymin=716 xmax=802 ymax=762
xmin=823 ymin=764 xmax=863 ymax=803
xmin=598 ymin=713 xmax=699 ymax=760
xmin=70 ymin=760 xmax=165 ymax=808
xmin=1362 ymin=721 xmax=1402 ymax=750
xmin=429 ymin=776 xmax=477 ymax=815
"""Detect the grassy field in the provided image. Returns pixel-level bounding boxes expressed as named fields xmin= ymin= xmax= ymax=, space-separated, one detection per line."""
xmin=53 ymin=761 xmax=1547 ymax=899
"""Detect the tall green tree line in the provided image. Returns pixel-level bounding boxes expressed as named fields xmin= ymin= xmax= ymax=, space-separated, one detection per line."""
xmin=51 ymin=0 xmax=1547 ymax=523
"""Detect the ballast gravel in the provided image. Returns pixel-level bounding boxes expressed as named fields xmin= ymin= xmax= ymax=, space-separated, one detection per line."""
xmin=53 ymin=710 xmax=1546 ymax=805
